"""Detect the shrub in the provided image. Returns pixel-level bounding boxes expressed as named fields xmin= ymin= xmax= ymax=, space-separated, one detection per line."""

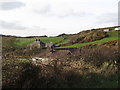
xmin=79 ymin=45 xmax=119 ymax=67
xmin=69 ymin=31 xmax=108 ymax=44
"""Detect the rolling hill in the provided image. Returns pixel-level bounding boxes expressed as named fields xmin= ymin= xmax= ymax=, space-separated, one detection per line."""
xmin=55 ymin=29 xmax=119 ymax=48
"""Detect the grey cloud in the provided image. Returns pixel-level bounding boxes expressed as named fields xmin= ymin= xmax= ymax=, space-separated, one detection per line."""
xmin=34 ymin=5 xmax=51 ymax=14
xmin=58 ymin=10 xmax=89 ymax=18
xmin=0 ymin=20 xmax=47 ymax=31
xmin=0 ymin=21 xmax=27 ymax=30
xmin=96 ymin=13 xmax=118 ymax=25
xmin=35 ymin=6 xmax=89 ymax=18
xmin=33 ymin=26 xmax=47 ymax=31
xmin=0 ymin=1 xmax=25 ymax=10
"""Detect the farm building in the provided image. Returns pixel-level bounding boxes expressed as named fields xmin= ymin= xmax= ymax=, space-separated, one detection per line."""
xmin=45 ymin=42 xmax=53 ymax=48
xmin=114 ymin=27 xmax=119 ymax=31
xmin=28 ymin=39 xmax=46 ymax=49
xmin=28 ymin=39 xmax=55 ymax=50
xmin=103 ymin=29 xmax=110 ymax=32
xmin=38 ymin=39 xmax=46 ymax=48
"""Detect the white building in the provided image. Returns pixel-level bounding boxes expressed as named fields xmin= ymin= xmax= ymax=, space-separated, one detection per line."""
xmin=115 ymin=28 xmax=119 ymax=31
xmin=103 ymin=29 xmax=110 ymax=32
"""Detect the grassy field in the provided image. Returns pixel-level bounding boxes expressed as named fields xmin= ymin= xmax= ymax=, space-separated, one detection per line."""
xmin=55 ymin=39 xmax=70 ymax=46
xmin=57 ymin=31 xmax=119 ymax=48
xmin=14 ymin=37 xmax=64 ymax=48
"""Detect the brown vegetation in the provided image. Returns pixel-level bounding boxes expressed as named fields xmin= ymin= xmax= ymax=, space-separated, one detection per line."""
xmin=2 ymin=33 xmax=119 ymax=88
xmin=71 ymin=31 xmax=108 ymax=43
xmin=61 ymin=30 xmax=108 ymax=46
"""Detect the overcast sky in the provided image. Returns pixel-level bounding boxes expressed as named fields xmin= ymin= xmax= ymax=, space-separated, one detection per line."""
xmin=0 ymin=0 xmax=119 ymax=37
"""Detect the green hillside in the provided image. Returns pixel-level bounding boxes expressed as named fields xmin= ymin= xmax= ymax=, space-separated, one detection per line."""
xmin=56 ymin=30 xmax=119 ymax=48
xmin=14 ymin=37 xmax=64 ymax=48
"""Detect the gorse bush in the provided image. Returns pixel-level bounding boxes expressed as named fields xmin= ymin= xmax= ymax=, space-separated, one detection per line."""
xmin=69 ymin=31 xmax=108 ymax=44
xmin=2 ymin=58 xmax=41 ymax=88
xmin=79 ymin=45 xmax=119 ymax=67
xmin=2 ymin=37 xmax=16 ymax=54
xmin=2 ymin=58 xmax=119 ymax=88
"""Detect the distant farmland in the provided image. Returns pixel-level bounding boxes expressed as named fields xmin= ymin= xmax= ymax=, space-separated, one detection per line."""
xmin=14 ymin=37 xmax=64 ymax=48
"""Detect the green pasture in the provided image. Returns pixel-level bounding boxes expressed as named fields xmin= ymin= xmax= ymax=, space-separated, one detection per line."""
xmin=55 ymin=39 xmax=70 ymax=46
xmin=14 ymin=37 xmax=64 ymax=48
xmin=57 ymin=31 xmax=119 ymax=48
